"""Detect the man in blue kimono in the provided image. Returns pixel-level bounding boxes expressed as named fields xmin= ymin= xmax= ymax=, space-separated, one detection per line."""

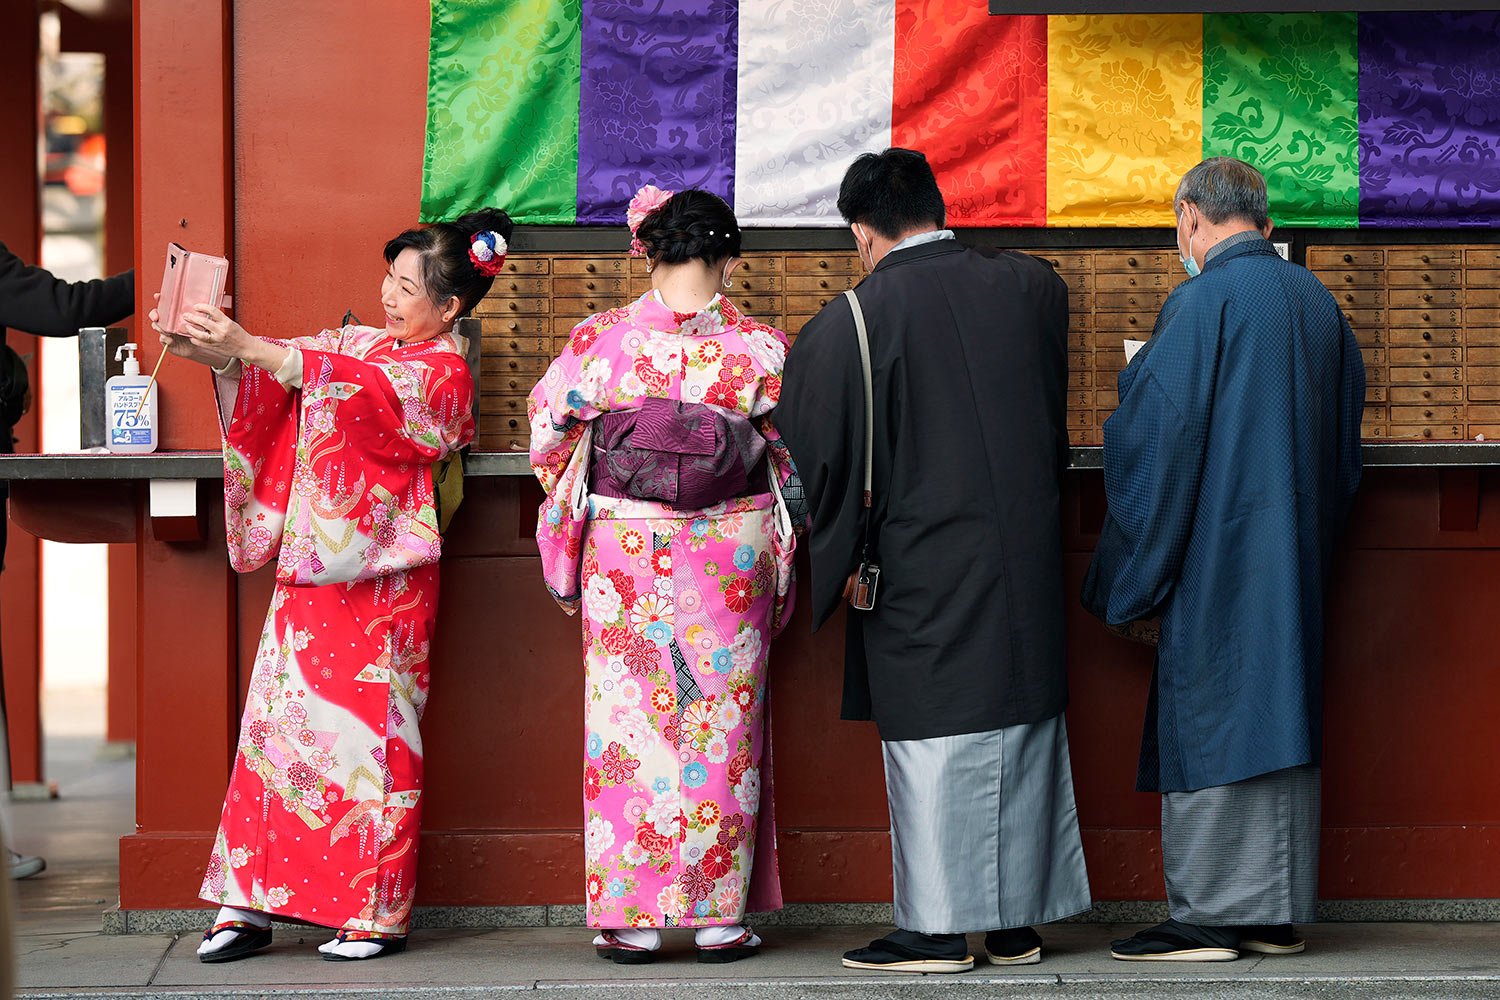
xmin=1083 ymin=157 xmax=1364 ymax=961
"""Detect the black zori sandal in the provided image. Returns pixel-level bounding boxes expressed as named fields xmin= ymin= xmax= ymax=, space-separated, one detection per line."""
xmin=595 ymin=930 xmax=656 ymax=965
xmin=841 ymin=931 xmax=974 ymax=974
xmin=1110 ymin=920 xmax=1238 ymax=963
xmin=697 ymin=927 xmax=760 ymax=964
xmin=321 ymin=929 xmax=408 ymax=962
xmin=198 ymin=920 xmax=273 ymax=964
xmin=1239 ymin=924 xmax=1306 ymax=955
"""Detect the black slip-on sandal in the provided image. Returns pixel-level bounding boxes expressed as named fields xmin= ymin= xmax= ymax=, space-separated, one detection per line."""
xmin=1110 ymin=922 xmax=1238 ymax=963
xmin=841 ymin=937 xmax=974 ymax=974
xmin=1239 ymin=924 xmax=1306 ymax=955
xmin=984 ymin=926 xmax=1043 ymax=966
xmin=198 ymin=920 xmax=273 ymax=964
xmin=697 ymin=928 xmax=760 ymax=964
xmin=321 ymin=930 xmax=408 ymax=962
xmin=595 ymin=930 xmax=657 ymax=965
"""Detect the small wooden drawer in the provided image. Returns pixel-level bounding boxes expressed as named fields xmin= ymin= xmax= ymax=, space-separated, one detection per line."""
xmin=1386 ymin=287 xmax=1461 ymax=307
xmin=481 ymin=355 xmax=551 ymax=377
xmin=1466 ymin=287 xmax=1500 ymax=307
xmin=1465 ymin=366 xmax=1500 ymax=385
xmin=553 ymin=316 xmax=595 ymax=337
xmin=1095 ymin=348 xmax=1127 ymax=371
xmin=489 ymin=277 xmax=550 ymax=295
xmin=1469 ymin=307 xmax=1500 ymax=326
xmin=1093 ymin=312 xmax=1154 ymax=332
xmin=1068 ymin=368 xmax=1094 ymax=388
xmin=1361 ymin=348 xmax=1386 ymax=367
xmin=1067 ymin=292 xmax=1092 ymax=312
xmin=737 ymin=256 xmax=785 ymax=274
xmin=1094 ymin=251 xmax=1175 ymax=272
xmin=1340 ymin=308 xmax=1386 ymax=328
xmin=1386 ymin=424 xmax=1464 ymax=440
xmin=554 ymin=296 xmax=619 ymax=315
xmin=1364 ymin=385 xmax=1389 ymax=403
xmin=1067 ymin=389 xmax=1093 ymax=410
xmin=785 ymin=254 xmax=861 ymax=274
xmin=480 ymin=334 xmax=551 ymax=356
xmin=1388 ymin=307 xmax=1461 ymax=328
xmin=475 ymin=296 xmax=550 ymax=315
xmin=1463 ymin=328 xmax=1500 ymax=345
xmin=1385 ymin=249 xmax=1461 ymax=267
xmin=1039 ymin=252 xmax=1093 ymax=273
xmin=1331 ymin=288 xmax=1386 ymax=308
xmin=1386 ymin=269 xmax=1463 ymax=287
xmin=1388 ymin=346 xmax=1462 ymax=365
xmin=1364 ymin=405 xmax=1389 ymax=422
xmin=1066 ymin=407 xmax=1093 ymax=428
xmin=481 ymin=373 xmax=539 ymax=395
xmin=1312 ymin=269 xmax=1385 ymax=287
xmin=1068 ymin=351 xmax=1091 ymax=371
xmin=1308 ymin=248 xmax=1384 ymax=268
xmin=731 ymin=296 xmax=782 ymax=317
xmin=1467 ymin=269 xmax=1500 ymax=288
xmin=553 ymin=277 xmax=631 ymax=296
xmin=1385 ymin=327 xmax=1462 ymax=346
xmin=1388 ymin=366 xmax=1463 ymax=385
xmin=1067 ymin=427 xmax=1098 ymax=445
xmin=501 ymin=258 xmax=550 ymax=275
xmin=1466 ymin=346 xmax=1500 ymax=363
xmin=1465 ymin=248 xmax=1500 ymax=267
xmin=1095 ymin=389 xmax=1120 ymax=408
xmin=1095 ymin=290 xmax=1169 ymax=311
xmin=1352 ymin=327 xmax=1384 ymax=347
xmin=786 ymin=274 xmax=859 ymax=293
xmin=786 ymin=294 xmax=841 ymax=313
xmin=1465 ymin=425 xmax=1500 ymax=439
xmin=477 ymin=316 xmax=550 ymax=336
xmin=1391 ymin=385 xmax=1462 ymax=403
xmin=1392 ymin=404 xmax=1465 ymax=424
xmin=1364 ymin=364 xmax=1388 ymax=384
xmin=1360 ymin=423 xmax=1389 ymax=439
xmin=478 ymin=394 xmax=531 ymax=416
xmin=1462 ymin=405 xmax=1500 ymax=422
xmin=785 ymin=314 xmax=820 ymax=334
xmin=1066 ymin=332 xmax=1090 ymax=351
xmin=474 ymin=431 xmax=527 ymax=452
xmin=727 ymin=275 xmax=784 ymax=293
xmin=1469 ymin=384 xmax=1500 ymax=401
xmin=555 ymin=258 xmax=630 ymax=276
xmin=1094 ymin=272 xmax=1172 ymax=291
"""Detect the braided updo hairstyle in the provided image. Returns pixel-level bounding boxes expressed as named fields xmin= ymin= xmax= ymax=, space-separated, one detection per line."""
xmin=634 ymin=190 xmax=742 ymax=267
xmin=383 ymin=207 xmax=515 ymax=317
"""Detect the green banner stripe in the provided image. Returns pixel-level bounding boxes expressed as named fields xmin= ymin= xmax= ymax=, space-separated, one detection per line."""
xmin=421 ymin=0 xmax=582 ymax=225
xmin=1202 ymin=12 xmax=1360 ymax=228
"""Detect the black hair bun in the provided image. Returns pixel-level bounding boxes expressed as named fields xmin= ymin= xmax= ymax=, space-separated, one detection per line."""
xmin=454 ymin=206 xmax=514 ymax=243
xmin=634 ymin=190 xmax=742 ymax=267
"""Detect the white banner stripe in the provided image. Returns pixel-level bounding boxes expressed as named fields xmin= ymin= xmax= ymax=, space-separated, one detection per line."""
xmin=734 ymin=0 xmax=896 ymax=228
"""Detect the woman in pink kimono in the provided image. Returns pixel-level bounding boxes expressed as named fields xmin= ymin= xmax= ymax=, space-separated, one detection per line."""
xmin=152 ymin=208 xmax=510 ymax=963
xmin=530 ymin=189 xmax=801 ymax=964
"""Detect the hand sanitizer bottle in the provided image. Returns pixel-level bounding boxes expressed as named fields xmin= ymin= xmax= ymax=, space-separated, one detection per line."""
xmin=105 ymin=344 xmax=158 ymax=454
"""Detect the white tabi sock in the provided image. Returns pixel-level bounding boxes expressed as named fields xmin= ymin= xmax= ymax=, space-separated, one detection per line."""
xmin=695 ymin=924 xmax=760 ymax=948
xmin=321 ymin=937 xmax=388 ymax=960
xmin=593 ymin=927 xmax=661 ymax=951
xmin=197 ymin=905 xmax=270 ymax=956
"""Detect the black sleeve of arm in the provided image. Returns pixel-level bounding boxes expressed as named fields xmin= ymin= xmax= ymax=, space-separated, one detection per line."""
xmin=0 ymin=241 xmax=136 ymax=338
xmin=775 ymin=301 xmax=866 ymax=631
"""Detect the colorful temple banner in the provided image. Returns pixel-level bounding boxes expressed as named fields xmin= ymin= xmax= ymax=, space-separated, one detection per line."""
xmin=421 ymin=2 xmax=1500 ymax=229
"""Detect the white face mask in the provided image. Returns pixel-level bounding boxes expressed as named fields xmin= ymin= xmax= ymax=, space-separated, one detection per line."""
xmin=1176 ymin=207 xmax=1202 ymax=278
xmin=853 ymin=224 xmax=874 ymax=271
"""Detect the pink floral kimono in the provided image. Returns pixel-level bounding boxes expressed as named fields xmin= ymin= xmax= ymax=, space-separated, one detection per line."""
xmin=529 ymin=292 xmax=796 ymax=929
xmin=199 ymin=325 xmax=474 ymax=936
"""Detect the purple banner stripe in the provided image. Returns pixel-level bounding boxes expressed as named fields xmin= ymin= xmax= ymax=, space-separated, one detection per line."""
xmin=576 ymin=0 xmax=739 ymax=227
xmin=1359 ymin=12 xmax=1500 ymax=228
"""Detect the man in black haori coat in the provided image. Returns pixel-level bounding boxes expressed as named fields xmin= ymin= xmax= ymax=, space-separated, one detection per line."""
xmin=776 ymin=148 xmax=1091 ymax=974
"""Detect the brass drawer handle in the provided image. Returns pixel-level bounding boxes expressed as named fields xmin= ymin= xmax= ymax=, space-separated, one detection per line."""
xmin=1343 ymin=253 xmax=1354 ymax=264
xmin=586 ymin=281 xmax=596 ymax=290
xmin=1127 ymin=257 xmax=1138 ymax=267
xmin=585 ymin=263 xmax=596 ymax=273
xmin=818 ymin=260 xmax=829 ymax=269
xmin=819 ymin=279 xmax=829 ymax=288
xmin=1344 ymin=274 xmax=1354 ymax=282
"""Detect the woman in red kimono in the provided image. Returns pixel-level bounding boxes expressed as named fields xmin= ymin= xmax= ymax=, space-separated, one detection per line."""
xmin=151 ymin=208 xmax=509 ymax=962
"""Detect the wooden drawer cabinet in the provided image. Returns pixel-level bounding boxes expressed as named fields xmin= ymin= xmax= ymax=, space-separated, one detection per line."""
xmin=1094 ymin=272 xmax=1172 ymax=291
xmin=475 ymin=296 xmax=549 ymax=315
xmin=1314 ymin=269 xmax=1385 ymax=287
xmin=1385 ymin=327 xmax=1461 ymax=345
xmin=1308 ymin=248 xmax=1384 ymax=268
xmin=554 ymin=258 xmax=629 ymax=276
xmin=785 ymin=254 xmax=860 ymax=273
xmin=1390 ymin=385 xmax=1462 ymax=403
xmin=1386 ymin=249 xmax=1460 ymax=267
xmin=1388 ymin=346 xmax=1462 ymax=365
xmin=477 ymin=317 xmax=550 ymax=336
xmin=1095 ymin=291 xmax=1168 ymax=311
xmin=786 ymin=274 xmax=859 ymax=292
xmin=1094 ymin=251 xmax=1175 ymax=272
xmin=1386 ymin=269 xmax=1462 ymax=287
xmin=1388 ymin=307 xmax=1462 ymax=328
xmin=1387 ymin=287 xmax=1461 ymax=307
xmin=552 ymin=277 xmax=631 ymax=296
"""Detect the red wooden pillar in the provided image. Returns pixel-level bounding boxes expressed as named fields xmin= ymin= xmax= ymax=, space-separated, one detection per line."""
xmin=0 ymin=0 xmax=47 ymax=791
xmin=120 ymin=0 xmax=236 ymax=908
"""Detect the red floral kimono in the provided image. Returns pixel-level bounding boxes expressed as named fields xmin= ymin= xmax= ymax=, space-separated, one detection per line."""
xmin=198 ymin=325 xmax=473 ymax=936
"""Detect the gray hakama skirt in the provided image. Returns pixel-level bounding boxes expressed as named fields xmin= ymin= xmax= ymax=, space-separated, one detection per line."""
xmin=1161 ymin=764 xmax=1321 ymax=926
xmin=882 ymin=713 xmax=1092 ymax=935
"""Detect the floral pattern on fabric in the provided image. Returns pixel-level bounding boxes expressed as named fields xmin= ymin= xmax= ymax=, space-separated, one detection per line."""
xmin=1046 ymin=14 xmax=1203 ymax=227
xmin=1358 ymin=12 xmax=1500 ymax=227
xmin=530 ymin=292 xmax=795 ymax=927
xmin=201 ymin=327 xmax=473 ymax=935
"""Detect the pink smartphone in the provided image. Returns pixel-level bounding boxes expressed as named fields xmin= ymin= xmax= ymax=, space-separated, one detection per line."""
xmin=157 ymin=243 xmax=230 ymax=334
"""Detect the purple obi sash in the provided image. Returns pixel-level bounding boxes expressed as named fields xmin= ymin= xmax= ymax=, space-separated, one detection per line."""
xmin=590 ymin=398 xmax=768 ymax=509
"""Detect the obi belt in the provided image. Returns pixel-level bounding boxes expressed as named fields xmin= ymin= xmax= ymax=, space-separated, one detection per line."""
xmin=590 ymin=398 xmax=768 ymax=510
